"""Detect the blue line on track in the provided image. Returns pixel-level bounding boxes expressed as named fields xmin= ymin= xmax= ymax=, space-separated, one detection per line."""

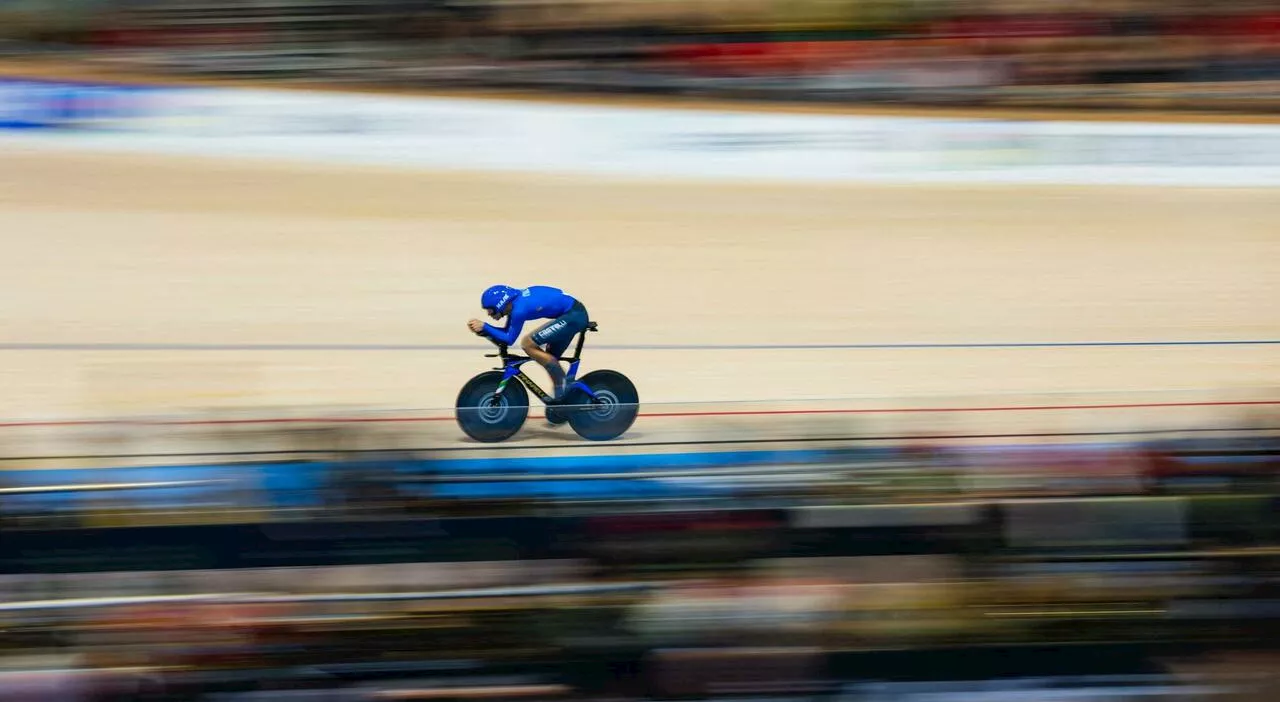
xmin=0 ymin=340 xmax=1277 ymax=352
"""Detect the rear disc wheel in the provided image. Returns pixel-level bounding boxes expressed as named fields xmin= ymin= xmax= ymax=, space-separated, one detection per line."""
xmin=565 ymin=370 xmax=638 ymax=441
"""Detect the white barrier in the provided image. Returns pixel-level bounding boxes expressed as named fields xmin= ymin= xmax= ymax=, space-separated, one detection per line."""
xmin=4 ymin=80 xmax=1280 ymax=186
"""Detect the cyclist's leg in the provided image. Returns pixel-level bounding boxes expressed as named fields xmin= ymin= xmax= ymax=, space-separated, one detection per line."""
xmin=522 ymin=305 xmax=587 ymax=399
xmin=523 ymin=324 xmax=565 ymax=398
xmin=545 ymin=302 xmax=588 ymax=360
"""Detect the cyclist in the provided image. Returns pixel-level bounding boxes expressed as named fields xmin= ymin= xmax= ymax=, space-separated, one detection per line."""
xmin=468 ymin=284 xmax=589 ymax=400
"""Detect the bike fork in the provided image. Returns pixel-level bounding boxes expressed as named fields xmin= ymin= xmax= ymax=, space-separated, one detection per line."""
xmin=493 ymin=367 xmax=519 ymax=398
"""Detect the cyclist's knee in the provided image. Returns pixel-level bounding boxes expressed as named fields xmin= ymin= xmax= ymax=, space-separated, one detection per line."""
xmin=520 ymin=335 xmax=543 ymax=355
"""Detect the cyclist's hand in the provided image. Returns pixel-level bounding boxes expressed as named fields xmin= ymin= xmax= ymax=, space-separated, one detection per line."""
xmin=467 ymin=319 xmax=486 ymax=335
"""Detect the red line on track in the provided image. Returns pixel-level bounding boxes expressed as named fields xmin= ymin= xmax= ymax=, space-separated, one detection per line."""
xmin=638 ymin=399 xmax=1280 ymax=418
xmin=0 ymin=399 xmax=1276 ymax=429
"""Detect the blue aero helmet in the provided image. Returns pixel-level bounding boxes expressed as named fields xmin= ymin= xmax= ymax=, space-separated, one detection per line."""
xmin=481 ymin=285 xmax=519 ymax=319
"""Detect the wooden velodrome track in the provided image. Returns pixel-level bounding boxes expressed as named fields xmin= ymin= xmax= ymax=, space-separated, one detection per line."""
xmin=0 ymin=66 xmax=1278 ymax=454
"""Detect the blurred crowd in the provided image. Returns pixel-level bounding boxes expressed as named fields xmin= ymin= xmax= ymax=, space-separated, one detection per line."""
xmin=1 ymin=0 xmax=1278 ymax=111
xmin=3 ymin=552 xmax=1275 ymax=700
xmin=0 ymin=412 xmax=1276 ymax=699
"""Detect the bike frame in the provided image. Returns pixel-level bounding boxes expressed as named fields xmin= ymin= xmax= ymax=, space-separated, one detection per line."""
xmin=484 ymin=324 xmax=599 ymax=405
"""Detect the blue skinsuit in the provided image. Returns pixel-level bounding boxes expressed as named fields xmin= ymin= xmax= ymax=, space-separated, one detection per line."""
xmin=482 ymin=286 xmax=578 ymax=347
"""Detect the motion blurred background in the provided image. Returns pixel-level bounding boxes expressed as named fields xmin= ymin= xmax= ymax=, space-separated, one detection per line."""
xmin=2 ymin=0 xmax=1280 ymax=110
xmin=1 ymin=0 xmax=1279 ymax=700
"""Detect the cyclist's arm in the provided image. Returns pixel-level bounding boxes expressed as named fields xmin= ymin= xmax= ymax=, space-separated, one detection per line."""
xmin=482 ymin=312 xmax=525 ymax=346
